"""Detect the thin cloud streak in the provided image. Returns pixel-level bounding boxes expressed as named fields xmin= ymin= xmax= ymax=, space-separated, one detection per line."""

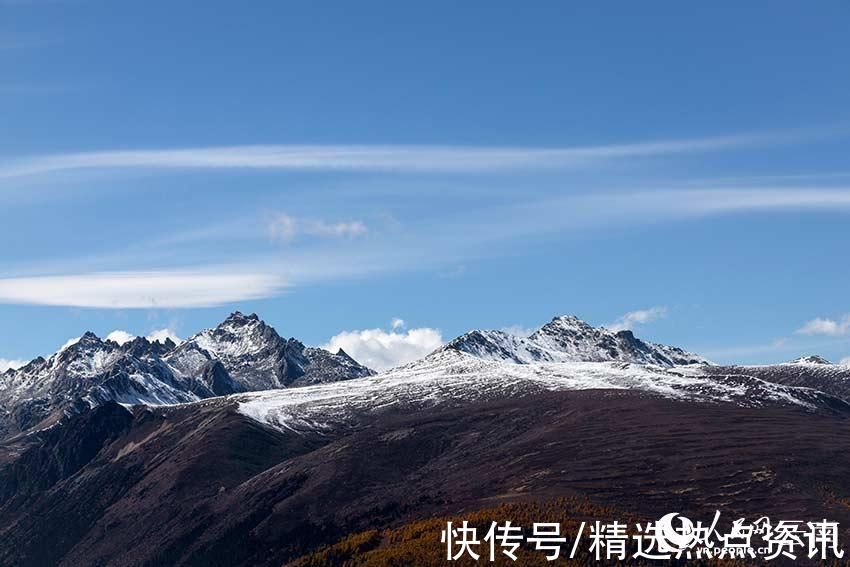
xmin=0 ymin=270 xmax=287 ymax=308
xmin=0 ymin=131 xmax=804 ymax=179
xmin=663 ymin=188 xmax=850 ymax=216
xmin=565 ymin=188 xmax=850 ymax=222
xmin=465 ymin=187 xmax=850 ymax=244
xmin=136 ymin=186 xmax=850 ymax=256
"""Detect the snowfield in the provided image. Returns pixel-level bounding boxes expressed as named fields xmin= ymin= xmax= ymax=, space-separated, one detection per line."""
xmin=236 ymin=349 xmax=845 ymax=434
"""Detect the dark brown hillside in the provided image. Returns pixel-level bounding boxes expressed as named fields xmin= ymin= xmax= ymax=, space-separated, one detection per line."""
xmin=1 ymin=391 xmax=849 ymax=566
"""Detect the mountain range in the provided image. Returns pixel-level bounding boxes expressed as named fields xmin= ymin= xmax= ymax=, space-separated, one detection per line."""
xmin=5 ymin=311 xmax=850 ymax=441
xmin=2 ymin=312 xmax=850 ymax=566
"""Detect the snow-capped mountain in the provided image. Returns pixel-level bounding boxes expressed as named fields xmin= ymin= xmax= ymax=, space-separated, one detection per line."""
xmin=0 ymin=312 xmax=373 ymax=438
xmin=0 ymin=332 xmax=193 ymax=437
xmin=5 ymin=311 xmax=848 ymax=441
xmin=166 ymin=312 xmax=372 ymax=391
xmin=235 ymin=316 xmax=848 ymax=434
xmin=443 ymin=315 xmax=709 ymax=366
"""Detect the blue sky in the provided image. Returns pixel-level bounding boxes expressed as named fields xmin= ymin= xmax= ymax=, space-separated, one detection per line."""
xmin=2 ymin=0 xmax=850 ymax=369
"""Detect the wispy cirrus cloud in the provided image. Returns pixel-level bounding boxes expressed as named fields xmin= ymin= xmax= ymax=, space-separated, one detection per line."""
xmin=0 ymin=270 xmax=287 ymax=308
xmin=5 ymin=185 xmax=850 ymax=311
xmin=0 ymin=130 xmax=809 ymax=179
xmin=119 ymin=187 xmax=850 ymax=278
xmin=567 ymin=187 xmax=850 ymax=223
xmin=648 ymin=188 xmax=850 ymax=217
xmin=462 ymin=187 xmax=850 ymax=245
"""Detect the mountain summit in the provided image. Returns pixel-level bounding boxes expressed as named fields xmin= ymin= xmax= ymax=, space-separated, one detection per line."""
xmin=443 ymin=315 xmax=709 ymax=367
xmin=167 ymin=311 xmax=374 ymax=392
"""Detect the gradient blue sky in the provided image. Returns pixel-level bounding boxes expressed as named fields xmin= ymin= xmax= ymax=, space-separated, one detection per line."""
xmin=2 ymin=1 xmax=850 ymax=368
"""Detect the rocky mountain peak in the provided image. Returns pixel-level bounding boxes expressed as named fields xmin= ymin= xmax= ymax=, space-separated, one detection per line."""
xmin=68 ymin=331 xmax=104 ymax=350
xmin=532 ymin=315 xmax=595 ymax=335
xmin=56 ymin=332 xmax=112 ymax=362
xmin=444 ymin=314 xmax=708 ymax=367
xmin=333 ymin=348 xmax=357 ymax=363
xmin=444 ymin=330 xmax=531 ymax=363
xmin=167 ymin=313 xmax=373 ymax=391
xmin=189 ymin=312 xmax=282 ymax=359
xmin=222 ymin=311 xmax=261 ymax=328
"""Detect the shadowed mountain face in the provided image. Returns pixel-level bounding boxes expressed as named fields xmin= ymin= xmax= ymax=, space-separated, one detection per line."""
xmin=0 ymin=312 xmax=373 ymax=439
xmin=1 ymin=391 xmax=849 ymax=567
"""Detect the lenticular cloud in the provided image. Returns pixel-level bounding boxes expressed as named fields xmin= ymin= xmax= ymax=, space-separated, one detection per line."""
xmin=0 ymin=270 xmax=287 ymax=309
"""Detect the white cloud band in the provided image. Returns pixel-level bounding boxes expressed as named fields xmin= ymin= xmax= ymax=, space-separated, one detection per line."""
xmin=0 ymin=270 xmax=287 ymax=308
